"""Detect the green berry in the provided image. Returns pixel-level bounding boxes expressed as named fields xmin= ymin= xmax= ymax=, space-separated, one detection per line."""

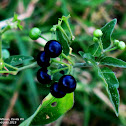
xmin=93 ymin=37 xmax=99 ymax=42
xmin=93 ymin=29 xmax=103 ymax=38
xmin=118 ymin=41 xmax=126 ymax=50
xmin=29 ymin=27 xmax=41 ymax=40
xmin=0 ymin=59 xmax=4 ymax=70
xmin=114 ymin=40 xmax=119 ymax=46
xmin=2 ymin=49 xmax=10 ymax=60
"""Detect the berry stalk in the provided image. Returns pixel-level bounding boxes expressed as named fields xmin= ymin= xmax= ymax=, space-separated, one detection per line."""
xmin=40 ymin=35 xmax=48 ymax=41
xmin=61 ymin=53 xmax=74 ymax=65
xmin=51 ymin=67 xmax=68 ymax=74
xmin=57 ymin=25 xmax=70 ymax=44
xmin=103 ymin=46 xmax=117 ymax=53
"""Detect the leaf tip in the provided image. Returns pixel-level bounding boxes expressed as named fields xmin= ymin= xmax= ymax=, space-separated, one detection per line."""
xmin=113 ymin=18 xmax=117 ymax=23
xmin=115 ymin=111 xmax=119 ymax=117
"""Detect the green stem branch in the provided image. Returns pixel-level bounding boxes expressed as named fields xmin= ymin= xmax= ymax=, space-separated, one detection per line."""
xmin=51 ymin=67 xmax=68 ymax=74
xmin=4 ymin=63 xmax=18 ymax=71
xmin=61 ymin=53 xmax=74 ymax=65
xmin=0 ymin=71 xmax=17 ymax=75
xmin=103 ymin=47 xmax=117 ymax=53
xmin=57 ymin=25 xmax=70 ymax=44
xmin=63 ymin=19 xmax=74 ymax=41
xmin=1 ymin=25 xmax=10 ymax=34
xmin=17 ymin=62 xmax=37 ymax=72
xmin=40 ymin=35 xmax=48 ymax=41
xmin=99 ymin=38 xmax=103 ymax=52
xmin=51 ymin=59 xmax=70 ymax=67
xmin=73 ymin=63 xmax=92 ymax=68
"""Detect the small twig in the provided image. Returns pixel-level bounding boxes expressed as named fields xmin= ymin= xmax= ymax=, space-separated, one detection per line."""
xmin=2 ymin=92 xmax=18 ymax=126
xmin=0 ymin=0 xmax=39 ymax=28
xmin=4 ymin=66 xmax=9 ymax=71
xmin=4 ymin=66 xmax=9 ymax=76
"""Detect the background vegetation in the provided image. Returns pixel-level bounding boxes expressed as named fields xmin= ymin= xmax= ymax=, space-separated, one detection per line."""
xmin=0 ymin=0 xmax=126 ymax=126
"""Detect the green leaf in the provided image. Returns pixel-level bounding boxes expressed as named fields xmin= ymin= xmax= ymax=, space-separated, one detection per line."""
xmin=2 ymin=42 xmax=10 ymax=49
xmin=101 ymin=19 xmax=117 ymax=49
xmin=88 ymin=43 xmax=102 ymax=57
xmin=12 ymin=13 xmax=18 ymax=22
xmin=79 ymin=52 xmax=120 ymax=116
xmin=17 ymin=22 xmax=23 ymax=30
xmin=79 ymin=52 xmax=98 ymax=68
xmin=99 ymin=67 xmax=120 ymax=116
xmin=20 ymin=93 xmax=74 ymax=126
xmin=56 ymin=29 xmax=70 ymax=55
xmin=4 ymin=55 xmax=34 ymax=66
xmin=100 ymin=57 xmax=126 ymax=68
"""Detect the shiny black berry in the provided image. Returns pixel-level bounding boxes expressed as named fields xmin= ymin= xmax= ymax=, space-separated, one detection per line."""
xmin=37 ymin=51 xmax=50 ymax=67
xmin=37 ymin=68 xmax=51 ymax=84
xmin=50 ymin=82 xmax=66 ymax=98
xmin=44 ymin=40 xmax=62 ymax=58
xmin=58 ymin=75 xmax=76 ymax=93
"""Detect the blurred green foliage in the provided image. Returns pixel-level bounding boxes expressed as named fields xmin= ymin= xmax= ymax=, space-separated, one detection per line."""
xmin=0 ymin=0 xmax=126 ymax=126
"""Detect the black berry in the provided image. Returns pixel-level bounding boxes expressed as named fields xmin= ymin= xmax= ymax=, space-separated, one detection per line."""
xmin=58 ymin=75 xmax=76 ymax=93
xmin=50 ymin=82 xmax=66 ymax=98
xmin=37 ymin=51 xmax=50 ymax=67
xmin=37 ymin=68 xmax=51 ymax=84
xmin=44 ymin=40 xmax=62 ymax=58
xmin=39 ymin=67 xmax=48 ymax=72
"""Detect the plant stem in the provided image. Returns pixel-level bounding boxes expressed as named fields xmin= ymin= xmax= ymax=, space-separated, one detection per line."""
xmin=1 ymin=25 xmax=10 ymax=34
xmin=51 ymin=59 xmax=70 ymax=67
xmin=17 ymin=62 xmax=37 ymax=72
xmin=73 ymin=63 xmax=92 ymax=68
xmin=51 ymin=67 xmax=68 ymax=74
xmin=63 ymin=19 xmax=75 ymax=41
xmin=4 ymin=63 xmax=18 ymax=71
xmin=0 ymin=25 xmax=11 ymax=59
xmin=99 ymin=38 xmax=103 ymax=52
xmin=51 ymin=31 xmax=56 ymax=40
xmin=1 ymin=62 xmax=37 ymax=75
xmin=0 ymin=71 xmax=17 ymax=75
xmin=57 ymin=25 xmax=70 ymax=44
xmin=40 ymin=35 xmax=48 ymax=41
xmin=103 ymin=45 xmax=113 ymax=52
xmin=61 ymin=53 xmax=74 ymax=65
xmin=103 ymin=47 xmax=117 ymax=53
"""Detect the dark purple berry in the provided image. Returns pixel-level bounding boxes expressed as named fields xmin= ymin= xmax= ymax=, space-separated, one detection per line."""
xmin=37 ymin=68 xmax=51 ymax=84
xmin=44 ymin=40 xmax=62 ymax=58
xmin=37 ymin=51 xmax=50 ymax=67
xmin=58 ymin=75 xmax=76 ymax=93
xmin=50 ymin=82 xmax=66 ymax=98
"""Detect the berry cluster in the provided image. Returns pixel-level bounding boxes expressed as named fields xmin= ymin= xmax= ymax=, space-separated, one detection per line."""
xmin=50 ymin=75 xmax=76 ymax=98
xmin=36 ymin=39 xmax=76 ymax=98
xmin=37 ymin=40 xmax=62 ymax=85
